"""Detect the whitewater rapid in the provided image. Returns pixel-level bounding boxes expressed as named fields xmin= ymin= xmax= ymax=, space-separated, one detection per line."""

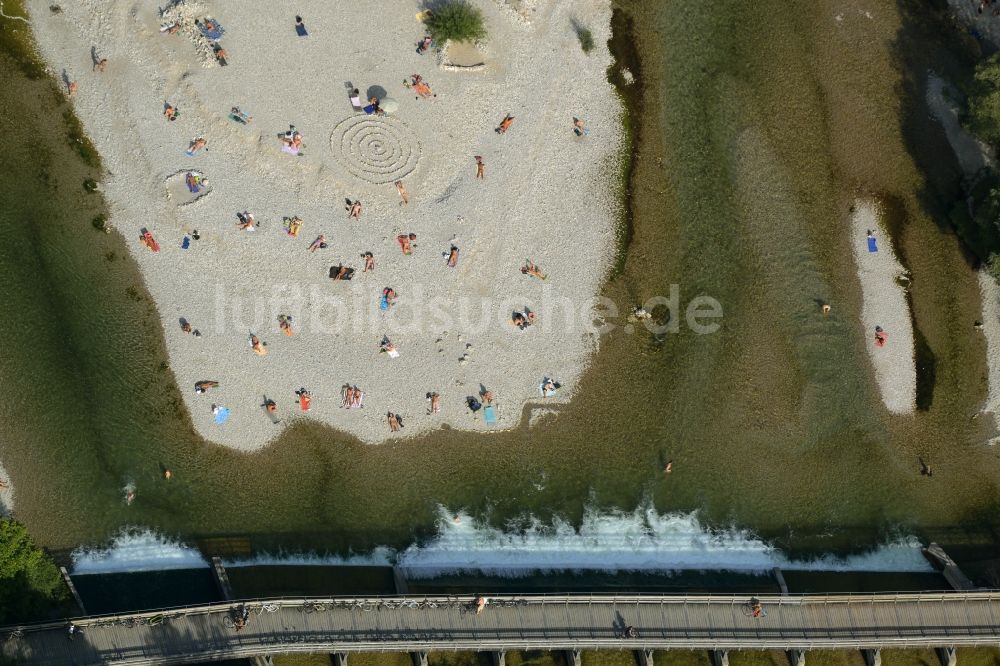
xmin=70 ymin=505 xmax=933 ymax=576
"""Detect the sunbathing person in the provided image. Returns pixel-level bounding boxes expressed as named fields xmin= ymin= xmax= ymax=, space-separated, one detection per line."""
xmin=348 ymin=200 xmax=362 ymax=219
xmin=521 ymin=260 xmax=547 ymax=280
xmin=380 ymin=336 xmax=399 ymax=357
xmin=250 ymin=333 xmax=267 ymax=356
xmin=412 ymin=76 xmax=433 ymax=98
xmin=387 ymin=412 xmax=401 ymax=432
xmin=427 ymin=392 xmax=441 ymax=413
xmin=186 ymin=137 xmax=207 ymax=156
xmin=496 ymin=114 xmax=514 ymax=134
xmin=278 ymin=314 xmax=294 ymax=336
xmin=236 ymin=211 xmax=255 ymax=231
xmin=230 ymin=107 xmax=252 ymax=124
xmin=330 ymin=265 xmax=354 ymax=280
xmin=308 ymin=235 xmax=327 ymax=252
xmin=194 ymin=380 xmax=219 ymax=394
xmin=363 ymin=97 xmax=382 ymax=115
xmin=363 ymin=251 xmax=375 ymax=272
xmin=164 ymin=104 xmax=178 ymax=121
xmin=398 ymin=233 xmax=416 ymax=255
xmin=395 ymin=180 xmax=409 ymax=204
xmin=447 ymin=246 xmax=459 ymax=268
xmin=280 ymin=131 xmax=303 ymax=152
xmin=185 ymin=171 xmax=203 ymax=193
xmin=213 ymin=44 xmax=227 ymax=66
xmin=284 ymin=216 xmax=302 ymax=237
xmin=342 ymin=385 xmax=355 ymax=408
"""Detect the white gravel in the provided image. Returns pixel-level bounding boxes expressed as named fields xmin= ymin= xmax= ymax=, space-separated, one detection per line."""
xmin=26 ymin=0 xmax=623 ymax=449
xmin=851 ymin=200 xmax=916 ymax=414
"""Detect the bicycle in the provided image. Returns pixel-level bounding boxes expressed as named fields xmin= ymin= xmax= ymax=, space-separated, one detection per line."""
xmin=224 ymin=606 xmax=250 ymax=631
xmin=740 ymin=599 xmax=767 ymax=618
xmin=5 ymin=629 xmax=23 ymax=643
xmin=301 ymin=601 xmax=327 ymax=613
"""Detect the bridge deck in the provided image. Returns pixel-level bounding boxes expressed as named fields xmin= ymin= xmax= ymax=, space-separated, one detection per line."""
xmin=2 ymin=593 xmax=999 ymax=665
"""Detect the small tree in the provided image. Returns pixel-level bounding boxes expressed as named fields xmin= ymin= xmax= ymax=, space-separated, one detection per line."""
xmin=988 ymin=252 xmax=1000 ymax=283
xmin=965 ymin=52 xmax=1000 ymax=145
xmin=0 ymin=519 xmax=68 ymax=623
xmin=424 ymin=1 xmax=486 ymax=43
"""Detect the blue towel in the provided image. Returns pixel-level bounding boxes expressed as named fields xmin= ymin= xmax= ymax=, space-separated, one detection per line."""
xmin=199 ymin=23 xmax=224 ymax=40
xmin=363 ymin=104 xmax=377 ymax=115
xmin=379 ymin=295 xmax=389 ymax=311
xmin=182 ymin=236 xmax=190 ymax=249
xmin=295 ymin=23 xmax=308 ymax=36
xmin=867 ymin=237 xmax=878 ymax=253
xmin=484 ymin=405 xmax=497 ymax=425
xmin=214 ymin=407 xmax=230 ymax=424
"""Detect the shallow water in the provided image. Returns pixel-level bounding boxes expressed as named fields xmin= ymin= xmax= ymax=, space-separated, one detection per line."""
xmin=1 ymin=0 xmax=1000 ymax=567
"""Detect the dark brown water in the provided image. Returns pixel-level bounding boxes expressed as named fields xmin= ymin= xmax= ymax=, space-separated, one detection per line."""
xmin=1 ymin=0 xmax=1000 ymax=568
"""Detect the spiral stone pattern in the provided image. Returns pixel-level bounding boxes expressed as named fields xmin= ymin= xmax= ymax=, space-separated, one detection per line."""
xmin=331 ymin=115 xmax=420 ymax=184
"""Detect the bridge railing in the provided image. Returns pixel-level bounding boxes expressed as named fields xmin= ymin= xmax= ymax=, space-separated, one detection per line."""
xmin=2 ymin=589 xmax=998 ymax=635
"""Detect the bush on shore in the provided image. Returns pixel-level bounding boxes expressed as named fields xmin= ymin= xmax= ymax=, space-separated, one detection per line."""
xmin=964 ymin=52 xmax=1000 ymax=145
xmin=0 ymin=518 xmax=69 ymax=623
xmin=423 ymin=1 xmax=486 ymax=44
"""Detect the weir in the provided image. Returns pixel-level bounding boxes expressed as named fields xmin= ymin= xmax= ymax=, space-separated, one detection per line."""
xmin=1 ymin=592 xmax=999 ymax=665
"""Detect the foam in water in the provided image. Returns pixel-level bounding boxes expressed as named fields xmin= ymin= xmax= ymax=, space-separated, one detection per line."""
xmin=394 ymin=506 xmax=932 ymax=578
xmin=69 ymin=506 xmax=933 ymax=576
xmin=224 ymin=547 xmax=394 ymax=568
xmin=71 ymin=528 xmax=209 ymax=574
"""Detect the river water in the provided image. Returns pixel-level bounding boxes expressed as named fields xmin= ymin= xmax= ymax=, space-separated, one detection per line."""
xmin=2 ymin=0 xmax=1000 ymax=575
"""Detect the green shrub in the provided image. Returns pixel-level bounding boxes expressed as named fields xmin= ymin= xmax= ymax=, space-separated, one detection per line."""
xmin=577 ymin=27 xmax=595 ymax=53
xmin=949 ymin=169 xmax=1000 ymax=263
xmin=424 ymin=1 xmax=486 ymax=44
xmin=988 ymin=253 xmax=1000 ymax=282
xmin=82 ymin=178 xmax=98 ymax=192
xmin=0 ymin=519 xmax=69 ymax=623
xmin=965 ymin=52 xmax=1000 ymax=145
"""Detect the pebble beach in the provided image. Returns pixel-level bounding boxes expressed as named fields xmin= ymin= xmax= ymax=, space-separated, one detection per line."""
xmin=26 ymin=0 xmax=623 ymax=450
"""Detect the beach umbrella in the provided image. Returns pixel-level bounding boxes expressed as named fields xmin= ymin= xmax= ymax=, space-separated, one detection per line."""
xmin=380 ymin=97 xmax=399 ymax=115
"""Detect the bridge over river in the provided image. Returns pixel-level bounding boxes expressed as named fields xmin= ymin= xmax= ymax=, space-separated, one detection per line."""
xmin=2 ymin=592 xmax=999 ymax=665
